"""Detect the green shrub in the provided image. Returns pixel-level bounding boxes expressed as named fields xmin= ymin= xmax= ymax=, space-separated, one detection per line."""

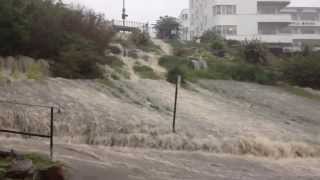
xmin=133 ymin=65 xmax=159 ymax=79
xmin=129 ymin=30 xmax=161 ymax=53
xmin=195 ymin=61 xmax=275 ymax=85
xmin=241 ymin=40 xmax=269 ymax=65
xmin=167 ymin=65 xmax=191 ymax=84
xmin=159 ymin=55 xmax=187 ymax=70
xmin=173 ymin=47 xmax=192 ymax=57
xmin=104 ymin=55 xmax=124 ymax=68
xmin=52 ymin=44 xmax=104 ymax=79
xmin=130 ymin=30 xmax=150 ymax=47
xmin=281 ymin=55 xmax=320 ymax=89
xmin=210 ymin=41 xmax=225 ymax=50
xmin=26 ymin=63 xmax=43 ymax=80
xmin=200 ymin=30 xmax=223 ymax=44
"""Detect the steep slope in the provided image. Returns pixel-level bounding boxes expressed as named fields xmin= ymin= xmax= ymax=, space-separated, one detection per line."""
xmin=1 ymin=78 xmax=320 ymax=158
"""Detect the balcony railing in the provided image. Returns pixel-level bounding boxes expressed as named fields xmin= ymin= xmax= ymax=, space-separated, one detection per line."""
xmin=290 ymin=20 xmax=320 ymax=27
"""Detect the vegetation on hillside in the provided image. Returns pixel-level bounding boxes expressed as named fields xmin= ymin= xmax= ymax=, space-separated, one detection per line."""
xmin=129 ymin=30 xmax=161 ymax=53
xmin=162 ymin=29 xmax=320 ymax=89
xmin=0 ymin=0 xmax=114 ymax=79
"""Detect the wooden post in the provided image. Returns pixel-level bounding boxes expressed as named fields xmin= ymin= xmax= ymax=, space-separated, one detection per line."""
xmin=50 ymin=107 xmax=54 ymax=160
xmin=172 ymin=75 xmax=181 ymax=133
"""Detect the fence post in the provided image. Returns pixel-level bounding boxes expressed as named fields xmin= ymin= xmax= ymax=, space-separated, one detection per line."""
xmin=50 ymin=107 xmax=54 ymax=160
xmin=172 ymin=75 xmax=181 ymax=133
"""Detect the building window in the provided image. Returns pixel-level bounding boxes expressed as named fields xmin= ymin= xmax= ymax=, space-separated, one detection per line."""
xmin=300 ymin=13 xmax=319 ymax=21
xmin=214 ymin=25 xmax=237 ymax=35
xmin=301 ymin=28 xmax=316 ymax=34
xmin=213 ymin=5 xmax=236 ymax=15
xmin=292 ymin=13 xmax=298 ymax=20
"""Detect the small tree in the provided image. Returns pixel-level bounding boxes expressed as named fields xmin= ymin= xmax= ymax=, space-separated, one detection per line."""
xmin=154 ymin=16 xmax=180 ymax=40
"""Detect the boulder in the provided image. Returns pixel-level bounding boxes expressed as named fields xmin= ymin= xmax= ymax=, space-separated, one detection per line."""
xmin=191 ymin=60 xmax=201 ymax=71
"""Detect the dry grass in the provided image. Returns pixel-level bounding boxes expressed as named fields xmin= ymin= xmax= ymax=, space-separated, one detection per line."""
xmin=82 ymin=129 xmax=320 ymax=159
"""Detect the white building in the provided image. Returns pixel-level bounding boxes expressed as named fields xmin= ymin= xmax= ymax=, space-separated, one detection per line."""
xmin=179 ymin=9 xmax=191 ymax=40
xmin=282 ymin=6 xmax=320 ymax=50
xmin=187 ymin=0 xmax=320 ymax=49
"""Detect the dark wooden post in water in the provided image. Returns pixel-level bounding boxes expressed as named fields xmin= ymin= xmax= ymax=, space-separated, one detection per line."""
xmin=50 ymin=107 xmax=54 ymax=160
xmin=172 ymin=75 xmax=181 ymax=133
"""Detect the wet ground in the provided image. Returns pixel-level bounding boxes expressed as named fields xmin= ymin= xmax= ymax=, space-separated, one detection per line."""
xmin=1 ymin=138 xmax=320 ymax=180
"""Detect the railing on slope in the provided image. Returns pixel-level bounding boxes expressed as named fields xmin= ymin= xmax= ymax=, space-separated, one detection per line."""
xmin=0 ymin=100 xmax=59 ymax=160
xmin=111 ymin=20 xmax=149 ymax=33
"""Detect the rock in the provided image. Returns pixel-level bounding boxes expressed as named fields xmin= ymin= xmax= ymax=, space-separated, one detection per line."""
xmin=6 ymin=159 xmax=34 ymax=179
xmin=37 ymin=166 xmax=65 ymax=180
xmin=191 ymin=60 xmax=201 ymax=70
xmin=191 ymin=59 xmax=208 ymax=70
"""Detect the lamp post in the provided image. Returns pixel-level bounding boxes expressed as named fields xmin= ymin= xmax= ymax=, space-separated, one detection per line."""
xmin=122 ymin=0 xmax=128 ymax=26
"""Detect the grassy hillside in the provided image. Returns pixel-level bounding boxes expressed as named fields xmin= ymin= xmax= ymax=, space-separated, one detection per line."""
xmin=162 ymin=33 xmax=320 ymax=89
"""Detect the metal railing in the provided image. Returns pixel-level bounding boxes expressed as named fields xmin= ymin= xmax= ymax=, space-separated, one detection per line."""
xmin=111 ymin=19 xmax=149 ymax=33
xmin=0 ymin=100 xmax=59 ymax=160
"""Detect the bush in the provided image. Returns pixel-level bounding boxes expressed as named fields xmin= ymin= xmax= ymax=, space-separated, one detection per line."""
xmin=194 ymin=61 xmax=276 ymax=85
xmin=52 ymin=44 xmax=104 ymax=79
xmin=103 ymin=55 xmax=124 ymax=68
xmin=210 ymin=41 xmax=224 ymax=50
xmin=167 ymin=65 xmax=190 ymax=84
xmin=130 ymin=30 xmax=150 ymax=47
xmin=133 ymin=65 xmax=159 ymax=79
xmin=159 ymin=55 xmax=187 ymax=70
xmin=281 ymin=55 xmax=320 ymax=89
xmin=241 ymin=40 xmax=269 ymax=65
xmin=129 ymin=30 xmax=161 ymax=53
xmin=173 ymin=47 xmax=192 ymax=57
xmin=200 ymin=30 xmax=223 ymax=44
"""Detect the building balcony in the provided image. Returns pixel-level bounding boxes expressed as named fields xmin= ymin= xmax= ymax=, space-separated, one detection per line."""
xmin=257 ymin=0 xmax=290 ymax=6
xmin=291 ymin=34 xmax=320 ymax=40
xmin=290 ymin=20 xmax=320 ymax=27
xmin=257 ymin=14 xmax=292 ymax=23
xmin=226 ymin=34 xmax=293 ymax=43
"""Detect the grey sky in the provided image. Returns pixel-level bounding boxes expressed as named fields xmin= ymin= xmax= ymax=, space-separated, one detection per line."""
xmin=63 ymin=0 xmax=320 ymax=23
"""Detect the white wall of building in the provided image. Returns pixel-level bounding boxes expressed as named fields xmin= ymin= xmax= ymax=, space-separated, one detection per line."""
xmin=188 ymin=0 xmax=317 ymax=45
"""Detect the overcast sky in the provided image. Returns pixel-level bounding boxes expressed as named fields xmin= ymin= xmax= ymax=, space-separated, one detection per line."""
xmin=63 ymin=0 xmax=320 ymax=23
